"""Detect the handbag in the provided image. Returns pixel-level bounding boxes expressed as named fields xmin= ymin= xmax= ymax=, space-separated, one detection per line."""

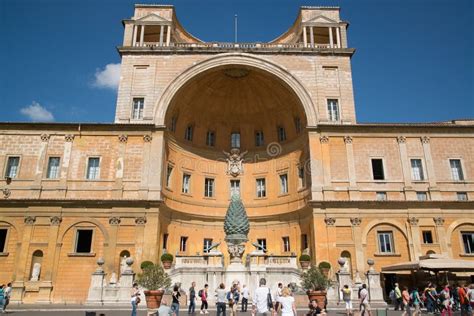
xmin=267 ymin=288 xmax=273 ymax=310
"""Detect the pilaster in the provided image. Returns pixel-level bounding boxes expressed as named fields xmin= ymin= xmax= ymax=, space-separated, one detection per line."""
xmin=421 ymin=137 xmax=441 ymax=200
xmin=308 ymin=132 xmax=324 ymax=200
xmin=344 ymin=136 xmax=359 ymax=200
xmin=397 ymin=136 xmax=414 ymax=199
xmin=320 ymin=136 xmax=332 ymax=197
xmin=433 ymin=217 xmax=449 ymax=255
xmin=408 ymin=217 xmax=421 ymax=260
xmin=106 ymin=217 xmax=121 ymax=273
xmin=351 ymin=217 xmax=365 ymax=278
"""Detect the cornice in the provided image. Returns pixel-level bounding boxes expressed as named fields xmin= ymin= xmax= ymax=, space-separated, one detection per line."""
xmin=309 ymin=200 xmax=474 ymax=210
xmin=308 ymin=123 xmax=474 ymax=134
xmin=0 ymin=199 xmax=163 ymax=208
xmin=0 ymin=122 xmax=165 ymax=132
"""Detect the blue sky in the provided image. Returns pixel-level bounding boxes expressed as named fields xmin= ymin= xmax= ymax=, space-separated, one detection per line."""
xmin=0 ymin=0 xmax=472 ymax=124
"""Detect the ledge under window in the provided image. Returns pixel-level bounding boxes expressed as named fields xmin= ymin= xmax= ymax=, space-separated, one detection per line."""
xmin=460 ymin=253 xmax=474 ymax=257
xmin=374 ymin=253 xmax=401 ymax=257
xmin=0 ymin=252 xmax=9 ymax=257
xmin=67 ymin=252 xmax=96 ymax=257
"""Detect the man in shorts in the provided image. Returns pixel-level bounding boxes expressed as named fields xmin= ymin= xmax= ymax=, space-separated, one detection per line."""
xmin=359 ymin=284 xmax=372 ymax=316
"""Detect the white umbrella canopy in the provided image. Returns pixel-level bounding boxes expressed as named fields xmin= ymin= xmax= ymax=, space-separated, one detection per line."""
xmin=381 ymin=255 xmax=474 ymax=273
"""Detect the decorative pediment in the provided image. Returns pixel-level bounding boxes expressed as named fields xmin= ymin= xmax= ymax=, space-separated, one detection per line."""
xmin=136 ymin=13 xmax=171 ymax=24
xmin=305 ymin=14 xmax=338 ymax=24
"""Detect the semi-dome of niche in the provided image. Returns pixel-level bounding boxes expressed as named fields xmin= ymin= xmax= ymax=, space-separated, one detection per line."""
xmin=165 ymin=65 xmax=307 ymax=151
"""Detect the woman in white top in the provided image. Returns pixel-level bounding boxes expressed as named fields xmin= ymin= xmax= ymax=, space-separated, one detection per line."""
xmin=277 ymin=287 xmax=297 ymax=316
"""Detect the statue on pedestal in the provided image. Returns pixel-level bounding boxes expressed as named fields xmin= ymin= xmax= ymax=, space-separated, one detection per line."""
xmin=224 ymin=195 xmax=249 ymax=263
xmin=30 ymin=263 xmax=41 ymax=281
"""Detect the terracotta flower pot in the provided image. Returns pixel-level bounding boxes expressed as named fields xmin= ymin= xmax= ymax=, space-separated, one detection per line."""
xmin=306 ymin=290 xmax=327 ymax=307
xmin=162 ymin=260 xmax=172 ymax=269
xmin=144 ymin=290 xmax=165 ymax=309
xmin=300 ymin=260 xmax=310 ymax=269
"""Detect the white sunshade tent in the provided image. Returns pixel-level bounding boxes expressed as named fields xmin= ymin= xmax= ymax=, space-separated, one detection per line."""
xmin=381 ymin=254 xmax=474 ymax=273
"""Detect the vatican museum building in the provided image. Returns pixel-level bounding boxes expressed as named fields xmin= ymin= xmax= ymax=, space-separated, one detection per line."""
xmin=0 ymin=4 xmax=473 ymax=304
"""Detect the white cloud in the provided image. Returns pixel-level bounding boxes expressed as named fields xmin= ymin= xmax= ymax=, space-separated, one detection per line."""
xmin=92 ymin=63 xmax=121 ymax=90
xmin=20 ymin=101 xmax=55 ymax=122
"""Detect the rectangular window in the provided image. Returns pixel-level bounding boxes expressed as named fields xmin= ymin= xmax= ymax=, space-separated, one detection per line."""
xmin=46 ymin=157 xmax=61 ymax=179
xmin=255 ymin=131 xmax=264 ymax=147
xmin=301 ymin=234 xmax=308 ymax=251
xmin=422 ymin=231 xmax=433 ymax=244
xmin=231 ymin=132 xmax=240 ymax=148
xmin=457 ymin=192 xmax=468 ymax=201
xmin=462 ymin=232 xmax=474 ymax=254
xmin=204 ymin=178 xmax=214 ymax=197
xmin=416 ymin=192 xmax=428 ymax=201
xmin=277 ymin=126 xmax=287 ymax=142
xmin=180 ymin=236 xmax=188 ymax=252
xmin=131 ymin=98 xmax=144 ymax=120
xmin=5 ymin=156 xmax=20 ymax=178
xmin=450 ymin=159 xmax=464 ymax=181
xmin=294 ymin=117 xmax=302 ymax=134
xmin=376 ymin=192 xmax=387 ymax=201
xmin=257 ymin=238 xmax=267 ymax=251
xmin=298 ymin=166 xmax=305 ymax=189
xmin=185 ymin=125 xmax=193 ymax=141
xmin=282 ymin=236 xmax=290 ymax=252
xmin=371 ymin=159 xmax=385 ymax=180
xmin=182 ymin=174 xmax=191 ymax=194
xmin=170 ymin=116 xmax=177 ymax=132
xmin=203 ymin=238 xmax=213 ymax=253
xmin=230 ymin=179 xmax=240 ymax=198
xmin=166 ymin=165 xmax=173 ymax=188
xmin=75 ymin=229 xmax=93 ymax=253
xmin=0 ymin=229 xmax=7 ymax=253
xmin=162 ymin=233 xmax=169 ymax=250
xmin=86 ymin=157 xmax=100 ymax=180
xmin=280 ymin=174 xmax=288 ymax=194
xmin=327 ymin=99 xmax=340 ymax=122
xmin=411 ymin=159 xmax=425 ymax=181
xmin=206 ymin=131 xmax=215 ymax=147
xmin=378 ymin=231 xmax=394 ymax=253
xmin=256 ymin=178 xmax=266 ymax=198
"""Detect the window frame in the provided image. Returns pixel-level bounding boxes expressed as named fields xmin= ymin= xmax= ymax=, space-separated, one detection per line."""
xmin=282 ymin=236 xmax=290 ymax=252
xmin=231 ymin=132 xmax=241 ymax=148
xmin=4 ymin=155 xmax=21 ymax=179
xmin=229 ymin=179 xmax=241 ymax=198
xmin=449 ymin=158 xmax=465 ymax=181
xmin=376 ymin=191 xmax=387 ymax=201
xmin=256 ymin=178 xmax=266 ymax=198
xmin=461 ymin=231 xmax=474 ymax=254
xmin=204 ymin=177 xmax=215 ymax=198
xmin=182 ymin=173 xmax=191 ymax=194
xmin=179 ymin=236 xmax=188 ymax=252
xmin=294 ymin=117 xmax=302 ymax=134
xmin=74 ymin=228 xmax=94 ymax=254
xmin=377 ymin=231 xmax=395 ymax=254
xmin=301 ymin=234 xmax=308 ymax=251
xmin=257 ymin=238 xmax=267 ymax=251
xmin=327 ymin=99 xmax=340 ymax=122
xmin=184 ymin=125 xmax=194 ymax=141
xmin=416 ymin=191 xmax=428 ymax=201
xmin=206 ymin=130 xmax=216 ymax=147
xmin=279 ymin=173 xmax=289 ymax=195
xmin=456 ymin=192 xmax=468 ymax=201
xmin=410 ymin=158 xmax=425 ymax=181
xmin=422 ymin=230 xmax=434 ymax=244
xmin=86 ymin=157 xmax=101 ymax=181
xmin=277 ymin=126 xmax=287 ymax=142
xmin=298 ymin=165 xmax=306 ymax=189
xmin=162 ymin=233 xmax=169 ymax=250
xmin=371 ymin=158 xmax=386 ymax=181
xmin=203 ymin=238 xmax=213 ymax=253
xmin=131 ymin=97 xmax=145 ymax=120
xmin=165 ymin=164 xmax=174 ymax=189
xmin=0 ymin=227 xmax=10 ymax=254
xmin=255 ymin=131 xmax=264 ymax=147
xmin=46 ymin=156 xmax=61 ymax=179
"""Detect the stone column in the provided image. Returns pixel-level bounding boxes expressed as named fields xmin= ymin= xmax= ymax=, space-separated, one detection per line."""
xmin=421 ymin=137 xmax=441 ymax=200
xmin=132 ymin=25 xmax=138 ymax=46
xmin=336 ymin=27 xmax=341 ymax=48
xmin=303 ymin=26 xmax=307 ymax=47
xmin=36 ymin=215 xmax=62 ymax=303
xmin=11 ymin=216 xmax=36 ymax=303
xmin=397 ymin=136 xmax=415 ymax=200
xmin=408 ymin=217 xmax=421 ymax=260
xmin=351 ymin=217 xmax=365 ymax=279
xmin=166 ymin=25 xmax=171 ymax=46
xmin=310 ymin=26 xmax=314 ymax=47
xmin=433 ymin=217 xmax=449 ymax=255
xmin=344 ymin=136 xmax=360 ymax=200
xmin=329 ymin=27 xmax=334 ymax=48
xmin=159 ymin=25 xmax=164 ymax=46
xmin=140 ymin=25 xmax=145 ymax=46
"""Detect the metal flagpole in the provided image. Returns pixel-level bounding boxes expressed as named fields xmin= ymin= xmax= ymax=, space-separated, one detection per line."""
xmin=234 ymin=14 xmax=238 ymax=43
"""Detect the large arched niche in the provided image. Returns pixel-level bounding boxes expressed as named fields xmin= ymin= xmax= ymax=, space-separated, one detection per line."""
xmin=155 ymin=53 xmax=317 ymax=128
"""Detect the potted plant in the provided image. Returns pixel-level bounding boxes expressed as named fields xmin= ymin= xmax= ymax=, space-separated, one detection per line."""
xmin=300 ymin=265 xmax=330 ymax=306
xmin=318 ymin=261 xmax=331 ymax=277
xmin=136 ymin=263 xmax=172 ymax=309
xmin=140 ymin=261 xmax=154 ymax=270
xmin=299 ymin=254 xmax=311 ymax=269
xmin=160 ymin=253 xmax=173 ymax=269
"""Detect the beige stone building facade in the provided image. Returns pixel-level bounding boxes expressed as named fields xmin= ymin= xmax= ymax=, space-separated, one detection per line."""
xmin=0 ymin=4 xmax=473 ymax=304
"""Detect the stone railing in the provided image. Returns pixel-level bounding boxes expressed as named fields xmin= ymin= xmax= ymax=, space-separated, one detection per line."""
xmin=248 ymin=253 xmax=298 ymax=268
xmin=129 ymin=42 xmax=341 ymax=50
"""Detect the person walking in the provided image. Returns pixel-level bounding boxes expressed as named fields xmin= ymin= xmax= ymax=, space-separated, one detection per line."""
xmin=130 ymin=282 xmax=140 ymax=316
xmin=359 ymin=284 xmax=372 ymax=316
xmin=401 ymin=286 xmax=411 ymax=316
xmin=252 ymin=278 xmax=274 ymax=316
xmin=189 ymin=281 xmax=196 ymax=314
xmin=458 ymin=283 xmax=470 ymax=316
xmin=394 ymin=283 xmax=403 ymax=311
xmin=228 ymin=283 xmax=240 ymax=316
xmin=2 ymin=283 xmax=11 ymax=313
xmin=216 ymin=283 xmax=227 ymax=316
xmin=274 ymin=283 xmax=283 ymax=314
xmin=241 ymin=284 xmax=249 ymax=312
xmin=424 ymin=283 xmax=436 ymax=314
xmin=440 ymin=284 xmax=452 ymax=316
xmin=341 ymin=284 xmax=353 ymax=316
xmin=171 ymin=284 xmax=182 ymax=316
xmin=411 ymin=288 xmax=421 ymax=316
xmin=276 ymin=287 xmax=296 ymax=316
xmin=199 ymin=284 xmax=209 ymax=314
